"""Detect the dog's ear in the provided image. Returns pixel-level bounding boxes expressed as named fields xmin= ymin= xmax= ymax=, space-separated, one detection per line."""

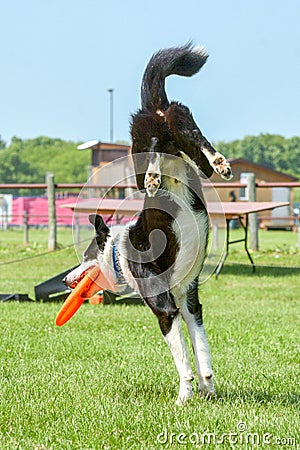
xmin=89 ymin=214 xmax=109 ymax=234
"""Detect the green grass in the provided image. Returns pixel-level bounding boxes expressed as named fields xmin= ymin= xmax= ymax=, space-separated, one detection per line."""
xmin=0 ymin=228 xmax=84 ymax=298
xmin=223 ymin=227 xmax=300 ymax=267
xmin=0 ymin=228 xmax=299 ymax=449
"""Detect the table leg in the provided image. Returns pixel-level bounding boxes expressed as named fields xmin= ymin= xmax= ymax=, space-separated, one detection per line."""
xmin=215 ymin=215 xmax=256 ymax=277
xmin=239 ymin=215 xmax=255 ymax=273
xmin=215 ymin=218 xmax=230 ymax=278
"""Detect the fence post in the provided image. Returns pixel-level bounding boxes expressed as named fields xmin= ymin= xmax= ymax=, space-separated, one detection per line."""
xmin=74 ymin=213 xmax=80 ymax=245
xmin=23 ymin=210 xmax=29 ymax=245
xmin=212 ymin=219 xmax=219 ymax=251
xmin=47 ymin=172 xmax=57 ymax=251
xmin=247 ymin=173 xmax=258 ymax=251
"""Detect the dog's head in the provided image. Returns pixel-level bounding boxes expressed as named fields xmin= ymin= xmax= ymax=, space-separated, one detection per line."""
xmin=63 ymin=214 xmax=110 ymax=288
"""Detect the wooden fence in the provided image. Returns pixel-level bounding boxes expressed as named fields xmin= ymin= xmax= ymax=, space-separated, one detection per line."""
xmin=0 ymin=175 xmax=300 ymax=251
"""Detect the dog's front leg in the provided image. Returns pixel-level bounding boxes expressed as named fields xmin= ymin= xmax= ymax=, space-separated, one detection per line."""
xmin=181 ymin=280 xmax=215 ymax=398
xmin=182 ymin=305 xmax=214 ymax=397
xmin=145 ymin=292 xmax=194 ymax=405
xmin=160 ymin=312 xmax=195 ymax=405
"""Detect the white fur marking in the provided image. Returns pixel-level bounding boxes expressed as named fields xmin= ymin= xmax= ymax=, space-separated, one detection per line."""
xmin=181 ymin=303 xmax=214 ymax=396
xmin=191 ymin=45 xmax=208 ymax=59
xmin=201 ymin=148 xmax=233 ymax=180
xmin=144 ymin=153 xmax=161 ymax=197
xmin=171 ymin=209 xmax=208 ymax=296
xmin=118 ymin=225 xmax=141 ymax=294
xmin=156 ymin=109 xmax=165 ymax=117
xmin=161 ymin=156 xmax=193 ymax=206
xmin=164 ymin=314 xmax=194 ymax=405
xmin=64 ymin=259 xmax=97 ymax=287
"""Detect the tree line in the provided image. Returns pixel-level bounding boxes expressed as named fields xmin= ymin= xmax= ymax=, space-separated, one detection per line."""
xmin=0 ymin=133 xmax=299 ymax=195
xmin=217 ymin=134 xmax=300 ymax=179
xmin=0 ymin=136 xmax=90 ymax=195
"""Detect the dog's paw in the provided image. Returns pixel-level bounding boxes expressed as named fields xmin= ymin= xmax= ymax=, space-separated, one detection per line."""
xmin=212 ymin=153 xmax=233 ymax=180
xmin=175 ymin=390 xmax=194 ymax=406
xmin=175 ymin=376 xmax=194 ymax=406
xmin=144 ymin=171 xmax=161 ymax=197
xmin=198 ymin=372 xmax=215 ymax=399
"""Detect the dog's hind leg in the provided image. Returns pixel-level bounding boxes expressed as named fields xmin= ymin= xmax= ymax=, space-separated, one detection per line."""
xmin=144 ymin=137 xmax=161 ymax=197
xmin=164 ymin=103 xmax=232 ymax=180
xmin=145 ymin=292 xmax=195 ymax=405
xmin=181 ymin=279 xmax=215 ymax=398
xmin=195 ymin=132 xmax=233 ymax=181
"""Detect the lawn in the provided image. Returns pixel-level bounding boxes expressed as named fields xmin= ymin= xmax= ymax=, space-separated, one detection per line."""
xmin=0 ymin=227 xmax=299 ymax=449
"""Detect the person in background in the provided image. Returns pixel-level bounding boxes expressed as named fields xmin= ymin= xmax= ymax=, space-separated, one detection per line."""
xmin=229 ymin=190 xmax=239 ymax=228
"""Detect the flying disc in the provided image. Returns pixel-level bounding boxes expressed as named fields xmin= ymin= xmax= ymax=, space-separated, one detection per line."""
xmin=55 ymin=265 xmax=114 ymax=326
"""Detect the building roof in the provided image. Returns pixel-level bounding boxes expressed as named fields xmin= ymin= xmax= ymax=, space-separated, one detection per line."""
xmin=77 ymin=140 xmax=130 ymax=151
xmin=228 ymin=158 xmax=298 ymax=181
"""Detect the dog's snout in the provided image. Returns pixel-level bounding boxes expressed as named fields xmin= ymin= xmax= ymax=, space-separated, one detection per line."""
xmin=62 ymin=276 xmax=76 ymax=289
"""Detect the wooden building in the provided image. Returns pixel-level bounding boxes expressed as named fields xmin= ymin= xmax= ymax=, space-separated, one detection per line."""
xmin=210 ymin=158 xmax=297 ymax=228
xmin=78 ymin=140 xmax=130 ymax=167
xmin=77 ymin=140 xmax=133 ymax=198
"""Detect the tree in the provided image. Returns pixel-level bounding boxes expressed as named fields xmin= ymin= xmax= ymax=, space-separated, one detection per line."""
xmin=217 ymin=133 xmax=300 ymax=179
xmin=0 ymin=134 xmax=6 ymax=150
xmin=0 ymin=136 xmax=90 ymax=195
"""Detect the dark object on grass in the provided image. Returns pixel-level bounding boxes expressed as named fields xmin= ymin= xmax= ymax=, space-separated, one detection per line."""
xmin=0 ymin=293 xmax=34 ymax=302
xmin=35 ymin=268 xmax=76 ymax=302
xmin=103 ymin=288 xmax=143 ymax=306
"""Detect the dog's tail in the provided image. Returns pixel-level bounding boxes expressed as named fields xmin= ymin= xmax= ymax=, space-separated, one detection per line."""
xmin=141 ymin=42 xmax=208 ymax=112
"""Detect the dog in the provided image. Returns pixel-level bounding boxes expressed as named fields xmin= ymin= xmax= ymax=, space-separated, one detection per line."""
xmin=64 ymin=43 xmax=232 ymax=405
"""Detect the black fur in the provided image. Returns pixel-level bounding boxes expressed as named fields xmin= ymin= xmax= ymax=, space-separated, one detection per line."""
xmin=127 ymin=260 xmax=179 ymax=336
xmin=186 ymin=278 xmax=203 ymax=327
xmin=131 ymin=43 xmax=221 ymax=186
xmin=141 ymin=42 xmax=208 ymax=112
xmin=127 ymin=195 xmax=180 ymax=274
xmin=88 ymin=214 xmax=110 ymax=252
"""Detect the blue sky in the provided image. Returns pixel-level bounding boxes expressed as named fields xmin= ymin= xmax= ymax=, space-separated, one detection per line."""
xmin=1 ymin=0 xmax=299 ymax=145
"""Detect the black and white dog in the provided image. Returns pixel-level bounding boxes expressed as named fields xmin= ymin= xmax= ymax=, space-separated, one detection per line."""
xmin=64 ymin=44 xmax=232 ymax=404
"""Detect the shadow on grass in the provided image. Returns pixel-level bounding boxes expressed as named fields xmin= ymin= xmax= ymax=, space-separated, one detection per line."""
xmin=119 ymin=381 xmax=177 ymax=404
xmin=216 ymin=389 xmax=300 ymax=407
xmin=119 ymin=381 xmax=300 ymax=408
xmin=218 ymin=263 xmax=300 ymax=278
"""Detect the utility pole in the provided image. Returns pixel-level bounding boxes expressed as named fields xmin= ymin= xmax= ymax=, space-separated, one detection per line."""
xmin=108 ymin=88 xmax=114 ymax=143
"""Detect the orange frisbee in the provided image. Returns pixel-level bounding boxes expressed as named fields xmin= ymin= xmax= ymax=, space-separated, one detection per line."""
xmin=55 ymin=265 xmax=115 ymax=326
